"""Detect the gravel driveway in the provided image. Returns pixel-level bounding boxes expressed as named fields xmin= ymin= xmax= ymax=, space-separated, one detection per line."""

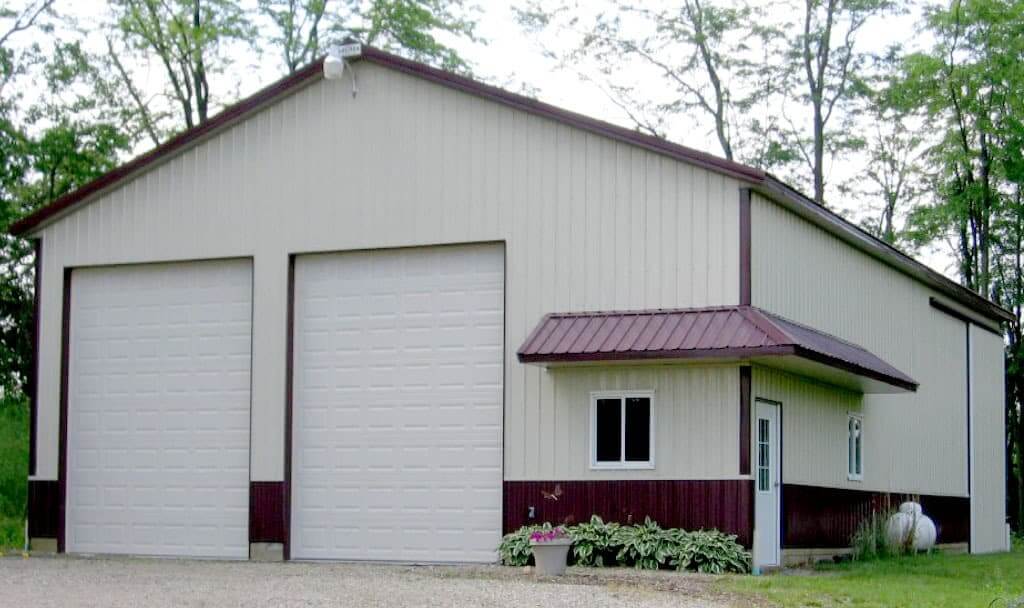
xmin=1 ymin=555 xmax=746 ymax=607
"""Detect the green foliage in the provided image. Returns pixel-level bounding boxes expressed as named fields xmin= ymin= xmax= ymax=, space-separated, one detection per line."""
xmin=500 ymin=517 xmax=749 ymax=574
xmin=721 ymin=542 xmax=1024 ymax=608
xmin=850 ymin=511 xmax=897 ymax=561
xmin=567 ymin=515 xmax=620 ymax=567
xmin=0 ymin=395 xmax=29 ymax=551
xmin=259 ymin=0 xmax=479 ymax=75
xmin=614 ymin=517 xmax=675 ymax=570
xmin=670 ymin=529 xmax=751 ymax=574
xmin=497 ymin=522 xmax=551 ymax=567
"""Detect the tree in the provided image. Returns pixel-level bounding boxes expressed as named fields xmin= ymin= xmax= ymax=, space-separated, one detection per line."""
xmin=107 ymin=0 xmax=255 ymax=132
xmin=515 ymin=0 xmax=791 ymax=167
xmin=258 ymin=0 xmax=480 ymax=75
xmin=0 ymin=4 xmax=130 ymax=397
xmin=897 ymin=0 xmax=1024 ymax=532
xmin=779 ymin=0 xmax=894 ymax=205
xmin=846 ymin=51 xmax=927 ymax=247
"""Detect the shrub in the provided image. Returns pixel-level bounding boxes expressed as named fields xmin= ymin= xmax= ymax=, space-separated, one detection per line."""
xmin=498 ymin=523 xmax=552 ymax=566
xmin=568 ymin=515 xmax=621 ymax=567
xmin=670 ymin=529 xmax=750 ymax=574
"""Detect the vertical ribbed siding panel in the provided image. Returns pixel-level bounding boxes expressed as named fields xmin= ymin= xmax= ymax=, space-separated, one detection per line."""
xmin=31 ymin=64 xmax=742 ymax=482
xmin=970 ymin=328 xmax=1007 ymax=552
xmin=751 ymin=194 xmax=971 ymax=497
xmin=536 ymin=365 xmax=740 ymax=480
xmin=753 ymin=367 xmax=863 ymax=491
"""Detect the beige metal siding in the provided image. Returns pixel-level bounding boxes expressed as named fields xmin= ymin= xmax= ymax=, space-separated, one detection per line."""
xmin=538 ymin=365 xmax=741 ymax=480
xmin=970 ymin=327 xmax=1007 ymax=552
xmin=751 ymin=193 xmax=970 ymax=497
xmin=752 ymin=367 xmax=862 ymax=490
xmin=31 ymin=62 xmax=742 ymax=481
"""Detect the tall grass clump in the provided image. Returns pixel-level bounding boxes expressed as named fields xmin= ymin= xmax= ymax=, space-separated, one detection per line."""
xmin=851 ymin=511 xmax=896 ymax=561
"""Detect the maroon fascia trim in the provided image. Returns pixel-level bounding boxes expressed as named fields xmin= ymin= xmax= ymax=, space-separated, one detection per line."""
xmin=790 ymin=345 xmax=919 ymax=393
xmin=249 ymin=482 xmax=287 ymax=544
xmin=9 ymin=43 xmax=1009 ymax=324
xmin=27 ymin=479 xmax=59 ymax=539
xmin=29 ymin=239 xmax=41 ymax=476
xmin=739 ymin=188 xmax=751 ymax=307
xmin=357 ymin=47 xmax=765 ymax=184
xmin=56 ymin=268 xmax=71 ymax=553
xmin=282 ymin=256 xmax=296 ymax=560
xmin=782 ymin=484 xmax=969 ymax=548
xmin=504 ymin=480 xmax=754 ymax=548
xmin=739 ymin=367 xmax=751 ymax=476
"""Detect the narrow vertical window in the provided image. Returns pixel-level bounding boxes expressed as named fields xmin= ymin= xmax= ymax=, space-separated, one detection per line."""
xmin=757 ymin=418 xmax=770 ymax=492
xmin=848 ymin=414 xmax=863 ymax=480
xmin=591 ymin=392 xmax=654 ymax=468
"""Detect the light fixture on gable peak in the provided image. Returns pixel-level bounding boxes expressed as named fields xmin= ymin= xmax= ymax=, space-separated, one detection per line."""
xmin=324 ymin=41 xmax=362 ymax=96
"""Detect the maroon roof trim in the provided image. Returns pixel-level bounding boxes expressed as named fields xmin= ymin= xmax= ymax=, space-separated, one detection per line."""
xmin=518 ymin=306 xmax=918 ymax=392
xmin=9 ymin=44 xmax=1010 ymax=323
xmin=357 ymin=47 xmax=765 ymax=184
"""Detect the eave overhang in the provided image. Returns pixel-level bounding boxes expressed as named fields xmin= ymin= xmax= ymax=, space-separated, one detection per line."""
xmin=518 ymin=306 xmax=918 ymax=394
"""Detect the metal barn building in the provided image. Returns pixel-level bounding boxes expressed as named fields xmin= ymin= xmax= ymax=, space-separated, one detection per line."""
xmin=15 ymin=45 xmax=1010 ymax=568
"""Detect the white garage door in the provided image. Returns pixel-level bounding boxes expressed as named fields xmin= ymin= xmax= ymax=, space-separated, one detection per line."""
xmin=291 ymin=244 xmax=503 ymax=562
xmin=66 ymin=259 xmax=252 ymax=558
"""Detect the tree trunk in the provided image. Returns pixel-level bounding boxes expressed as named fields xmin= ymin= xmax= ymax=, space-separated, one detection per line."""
xmin=813 ymin=105 xmax=825 ymax=204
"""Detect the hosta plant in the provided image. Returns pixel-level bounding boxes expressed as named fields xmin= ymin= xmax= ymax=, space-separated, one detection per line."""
xmin=498 ymin=523 xmax=551 ymax=566
xmin=614 ymin=517 xmax=678 ymax=570
xmin=568 ymin=515 xmax=621 ymax=566
xmin=670 ymin=529 xmax=750 ymax=574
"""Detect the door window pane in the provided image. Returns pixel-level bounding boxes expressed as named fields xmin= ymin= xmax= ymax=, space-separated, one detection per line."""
xmin=757 ymin=418 xmax=770 ymax=492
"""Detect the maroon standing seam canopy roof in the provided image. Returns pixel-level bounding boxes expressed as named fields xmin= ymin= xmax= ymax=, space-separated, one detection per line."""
xmin=517 ymin=306 xmax=917 ymax=393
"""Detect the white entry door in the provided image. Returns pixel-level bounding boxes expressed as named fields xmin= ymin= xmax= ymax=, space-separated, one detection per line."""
xmin=753 ymin=399 xmax=781 ymax=568
xmin=291 ymin=243 xmax=504 ymax=562
xmin=66 ymin=260 xmax=253 ymax=558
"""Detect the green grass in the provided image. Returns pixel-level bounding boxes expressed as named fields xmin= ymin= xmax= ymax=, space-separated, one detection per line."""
xmin=0 ymin=396 xmax=28 ymax=551
xmin=720 ymin=542 xmax=1024 ymax=607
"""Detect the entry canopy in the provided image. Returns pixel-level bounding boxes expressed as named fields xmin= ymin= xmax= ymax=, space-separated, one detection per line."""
xmin=518 ymin=306 xmax=917 ymax=394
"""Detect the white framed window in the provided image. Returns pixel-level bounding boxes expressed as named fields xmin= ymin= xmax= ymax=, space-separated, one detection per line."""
xmin=847 ymin=413 xmax=863 ymax=481
xmin=590 ymin=391 xmax=655 ymax=469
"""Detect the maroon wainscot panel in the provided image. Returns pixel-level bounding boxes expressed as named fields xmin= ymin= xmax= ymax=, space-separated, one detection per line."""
xmin=782 ymin=484 xmax=969 ymax=548
xmin=504 ymin=480 xmax=754 ymax=548
xmin=27 ymin=479 xmax=60 ymax=540
xmin=249 ymin=482 xmax=287 ymax=544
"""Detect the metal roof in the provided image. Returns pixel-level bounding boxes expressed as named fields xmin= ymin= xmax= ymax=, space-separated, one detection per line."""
xmin=517 ymin=306 xmax=918 ymax=393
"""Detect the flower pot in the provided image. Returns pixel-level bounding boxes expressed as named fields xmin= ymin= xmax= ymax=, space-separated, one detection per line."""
xmin=530 ymin=538 xmax=572 ymax=576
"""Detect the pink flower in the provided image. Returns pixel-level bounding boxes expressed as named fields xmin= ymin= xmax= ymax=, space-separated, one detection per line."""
xmin=530 ymin=527 xmax=568 ymax=543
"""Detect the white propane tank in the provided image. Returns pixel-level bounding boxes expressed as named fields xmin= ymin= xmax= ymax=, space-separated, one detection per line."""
xmin=886 ymin=502 xmax=936 ymax=551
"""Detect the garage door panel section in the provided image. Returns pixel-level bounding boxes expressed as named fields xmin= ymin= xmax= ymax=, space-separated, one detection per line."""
xmin=292 ymin=244 xmax=504 ymax=562
xmin=67 ymin=260 xmax=252 ymax=558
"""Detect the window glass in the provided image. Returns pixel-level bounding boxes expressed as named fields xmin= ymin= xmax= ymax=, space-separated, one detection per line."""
xmin=595 ymin=398 xmax=621 ymax=462
xmin=757 ymin=418 xmax=770 ymax=492
xmin=848 ymin=416 xmax=863 ymax=478
xmin=624 ymin=397 xmax=651 ymax=461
